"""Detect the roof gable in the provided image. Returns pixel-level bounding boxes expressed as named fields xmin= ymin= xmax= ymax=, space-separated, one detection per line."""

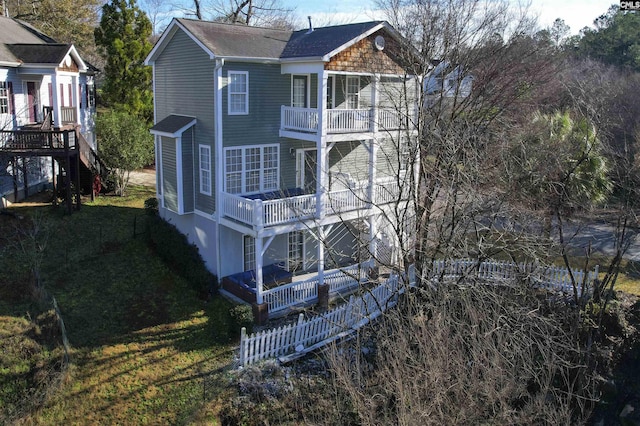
xmin=146 ymin=18 xmax=420 ymax=72
xmin=281 ymin=21 xmax=384 ymax=60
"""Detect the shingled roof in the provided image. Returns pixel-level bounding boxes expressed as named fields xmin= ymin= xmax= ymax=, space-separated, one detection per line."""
xmin=177 ymin=18 xmax=292 ymax=59
xmin=155 ymin=19 xmax=389 ymax=62
xmin=282 ymin=21 xmax=383 ymax=59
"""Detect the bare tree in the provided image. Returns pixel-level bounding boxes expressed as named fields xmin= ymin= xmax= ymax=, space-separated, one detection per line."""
xmin=177 ymin=0 xmax=295 ymax=29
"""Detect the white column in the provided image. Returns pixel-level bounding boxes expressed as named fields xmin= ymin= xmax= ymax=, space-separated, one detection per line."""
xmin=73 ymin=75 xmax=81 ymax=125
xmin=316 ymin=71 xmax=328 ymax=220
xmin=51 ymin=74 xmax=60 ymax=127
xmin=371 ymin=74 xmax=379 ymax=133
xmin=255 ymin=235 xmax=264 ymax=305
xmin=368 ymin=138 xmax=378 ymax=262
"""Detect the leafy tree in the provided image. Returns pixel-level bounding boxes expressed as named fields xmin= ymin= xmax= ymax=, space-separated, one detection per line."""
xmin=507 ymin=110 xmax=611 ymax=216
xmin=577 ymin=6 xmax=640 ymax=71
xmin=96 ymin=110 xmax=154 ymax=196
xmin=94 ymin=0 xmax=154 ymax=122
xmin=4 ymin=0 xmax=103 ymax=66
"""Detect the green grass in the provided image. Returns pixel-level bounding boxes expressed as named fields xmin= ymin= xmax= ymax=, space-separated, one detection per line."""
xmin=0 ymin=187 xmax=237 ymax=425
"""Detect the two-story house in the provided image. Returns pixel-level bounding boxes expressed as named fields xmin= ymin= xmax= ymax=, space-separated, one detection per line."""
xmin=146 ymin=18 xmax=421 ymax=320
xmin=0 ymin=16 xmax=98 ymax=208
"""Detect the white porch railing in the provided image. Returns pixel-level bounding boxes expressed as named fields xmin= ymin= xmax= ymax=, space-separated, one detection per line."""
xmin=262 ymin=194 xmax=316 ymax=226
xmin=378 ymin=108 xmax=408 ymax=130
xmin=221 ymin=180 xmax=405 ymax=228
xmin=327 ymin=109 xmax=371 ymax=132
xmin=282 ymin=106 xmax=417 ymax=134
xmin=281 ymin=106 xmax=318 ymax=132
xmin=262 ymin=262 xmax=372 ymax=314
xmin=328 ymin=187 xmax=368 ymax=214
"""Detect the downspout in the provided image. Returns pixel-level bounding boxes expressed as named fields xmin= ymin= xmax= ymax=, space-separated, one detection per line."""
xmin=214 ymin=58 xmax=225 ymax=282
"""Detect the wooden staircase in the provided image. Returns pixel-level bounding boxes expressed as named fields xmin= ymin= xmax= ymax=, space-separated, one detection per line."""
xmin=56 ymin=127 xmax=109 ymax=197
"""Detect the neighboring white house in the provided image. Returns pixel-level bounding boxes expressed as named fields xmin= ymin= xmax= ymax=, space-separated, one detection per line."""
xmin=145 ymin=19 xmax=422 ymax=321
xmin=0 ymin=15 xmax=97 ymax=207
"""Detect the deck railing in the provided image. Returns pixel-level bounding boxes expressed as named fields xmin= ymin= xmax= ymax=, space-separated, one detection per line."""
xmin=60 ymin=107 xmax=77 ymax=124
xmin=281 ymin=106 xmax=416 ymax=134
xmin=262 ymin=262 xmax=372 ymax=314
xmin=221 ymin=180 xmax=407 ymax=228
xmin=0 ymin=128 xmax=75 ymax=151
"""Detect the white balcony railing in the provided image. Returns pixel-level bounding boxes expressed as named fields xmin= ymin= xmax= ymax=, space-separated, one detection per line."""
xmin=281 ymin=106 xmax=414 ymax=134
xmin=221 ymin=179 xmax=408 ymax=228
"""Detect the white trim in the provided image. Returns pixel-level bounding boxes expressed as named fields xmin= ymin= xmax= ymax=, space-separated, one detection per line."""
xmin=227 ymin=70 xmax=249 ymax=115
xmin=223 ymin=144 xmax=279 ymax=195
xmin=323 ymin=23 xmax=386 ymax=61
xmin=346 ymin=75 xmax=360 ymax=109
xmin=176 ymin=137 xmax=184 ymax=215
xmin=291 ymin=74 xmax=310 ymax=108
xmin=199 ymin=144 xmax=212 ymax=196
xmin=146 ymin=19 xmax=215 ymax=65
xmin=243 ymin=235 xmax=256 ymax=271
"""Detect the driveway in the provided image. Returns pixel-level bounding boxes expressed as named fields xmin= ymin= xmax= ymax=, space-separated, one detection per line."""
xmin=560 ymin=220 xmax=640 ymax=261
xmin=129 ymin=168 xmax=156 ymax=188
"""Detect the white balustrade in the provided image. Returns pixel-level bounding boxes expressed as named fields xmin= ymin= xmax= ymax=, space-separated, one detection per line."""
xmin=281 ymin=106 xmax=318 ymax=132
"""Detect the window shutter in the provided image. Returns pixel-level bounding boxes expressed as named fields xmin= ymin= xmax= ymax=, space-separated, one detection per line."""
xmin=48 ymin=83 xmax=53 ymax=106
xmin=60 ymin=83 xmax=64 ymax=107
xmin=85 ymin=84 xmax=89 ymax=109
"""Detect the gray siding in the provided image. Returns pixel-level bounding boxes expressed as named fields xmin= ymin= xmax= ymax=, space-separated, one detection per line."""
xmin=161 ymin=136 xmax=178 ymax=213
xmin=155 ymin=28 xmax=216 ymax=214
xmin=329 ymin=142 xmax=370 ymax=184
xmin=182 ymin=127 xmax=194 ymax=213
xmin=222 ymin=62 xmax=289 ymax=149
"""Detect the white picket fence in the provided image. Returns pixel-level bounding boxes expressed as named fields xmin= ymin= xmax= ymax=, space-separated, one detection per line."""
xmin=429 ymin=258 xmax=599 ymax=295
xmin=239 ymin=270 xmax=411 ymax=366
xmin=238 ymin=259 xmax=598 ymax=367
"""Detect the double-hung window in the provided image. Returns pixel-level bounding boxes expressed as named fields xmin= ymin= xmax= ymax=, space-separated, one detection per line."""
xmin=228 ymin=71 xmax=249 ymax=115
xmin=199 ymin=145 xmax=212 ymax=195
xmin=0 ymin=82 xmax=9 ymax=114
xmin=224 ymin=145 xmax=279 ymax=195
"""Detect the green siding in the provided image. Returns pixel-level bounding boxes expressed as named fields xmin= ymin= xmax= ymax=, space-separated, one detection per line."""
xmin=182 ymin=128 xmax=194 ymax=212
xmin=222 ymin=62 xmax=290 ymax=149
xmin=161 ymin=136 xmax=178 ymax=212
xmin=155 ymin=28 xmax=216 ymax=214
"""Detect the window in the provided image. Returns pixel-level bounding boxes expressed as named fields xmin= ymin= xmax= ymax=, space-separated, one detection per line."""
xmin=346 ymin=76 xmax=360 ymax=109
xmin=292 ymin=75 xmax=308 ymax=108
xmin=199 ymin=145 xmax=212 ymax=195
xmin=224 ymin=145 xmax=279 ymax=195
xmin=0 ymin=82 xmax=8 ymax=114
xmin=243 ymin=235 xmax=255 ymax=271
xmin=288 ymin=231 xmax=304 ymax=272
xmin=228 ymin=71 xmax=248 ymax=115
xmin=326 ymin=76 xmax=334 ymax=109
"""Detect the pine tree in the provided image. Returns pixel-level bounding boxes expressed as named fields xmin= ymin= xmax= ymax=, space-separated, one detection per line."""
xmin=94 ymin=0 xmax=153 ymax=122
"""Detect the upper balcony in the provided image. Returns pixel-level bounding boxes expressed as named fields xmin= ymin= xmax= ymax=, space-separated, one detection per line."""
xmin=221 ymin=178 xmax=409 ymax=231
xmin=281 ymin=106 xmax=415 ymax=141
